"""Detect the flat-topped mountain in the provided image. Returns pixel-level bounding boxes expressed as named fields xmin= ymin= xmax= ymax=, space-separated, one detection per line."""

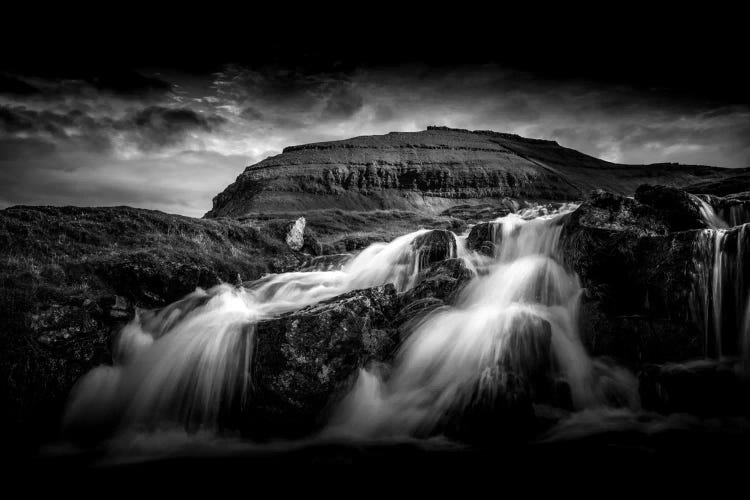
xmin=206 ymin=126 xmax=745 ymax=218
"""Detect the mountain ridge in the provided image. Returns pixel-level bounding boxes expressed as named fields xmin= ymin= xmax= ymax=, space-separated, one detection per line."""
xmin=206 ymin=127 xmax=744 ymax=218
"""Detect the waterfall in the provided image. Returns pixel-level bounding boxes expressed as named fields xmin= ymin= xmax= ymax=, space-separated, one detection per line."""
xmin=63 ymin=229 xmax=450 ymax=438
xmin=327 ymin=209 xmax=637 ymax=439
xmin=691 ymin=223 xmax=750 ymax=360
xmin=696 ymin=197 xmax=728 ymax=230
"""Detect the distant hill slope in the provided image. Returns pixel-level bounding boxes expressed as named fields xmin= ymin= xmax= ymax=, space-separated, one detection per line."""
xmin=206 ymin=126 xmax=745 ymax=217
xmin=684 ymin=173 xmax=750 ymax=197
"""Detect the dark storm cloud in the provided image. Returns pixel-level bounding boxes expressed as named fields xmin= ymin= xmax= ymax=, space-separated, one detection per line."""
xmin=240 ymin=106 xmax=264 ymax=121
xmin=0 ymin=102 xmax=228 ymax=155
xmin=0 ymin=70 xmax=172 ymax=100
xmin=321 ymin=86 xmax=364 ymax=120
xmin=0 ymin=105 xmax=99 ymax=135
xmin=0 ymin=105 xmax=114 ymax=153
xmin=0 ymin=73 xmax=40 ymax=96
xmin=214 ymin=65 xmax=368 ymax=126
xmin=82 ymin=70 xmax=172 ymax=98
xmin=126 ymin=106 xmax=227 ymax=150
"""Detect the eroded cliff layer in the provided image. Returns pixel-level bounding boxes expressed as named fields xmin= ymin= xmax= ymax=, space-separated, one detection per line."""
xmin=206 ymin=127 xmax=742 ymax=217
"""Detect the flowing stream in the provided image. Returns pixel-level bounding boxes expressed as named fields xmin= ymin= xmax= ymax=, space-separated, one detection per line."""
xmin=328 ymin=211 xmax=637 ymax=439
xmin=64 ymin=229 xmax=448 ymax=436
xmin=70 ymin=203 xmax=743 ymax=450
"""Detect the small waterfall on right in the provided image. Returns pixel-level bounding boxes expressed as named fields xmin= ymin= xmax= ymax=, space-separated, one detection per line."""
xmin=690 ymin=209 xmax=750 ymax=361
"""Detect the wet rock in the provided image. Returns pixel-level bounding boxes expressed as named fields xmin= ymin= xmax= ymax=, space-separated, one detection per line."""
xmin=439 ymin=200 xmax=520 ymax=223
xmin=634 ymin=184 xmax=710 ymax=231
xmin=392 ymin=297 xmax=444 ymax=328
xmin=442 ymin=369 xmax=536 ymax=444
xmin=285 ymin=217 xmax=306 ymax=251
xmin=270 ymin=254 xmax=303 ymax=273
xmin=301 ymin=229 xmax=323 ymax=255
xmin=500 ymin=312 xmax=553 ymax=394
xmin=560 ymin=190 xmax=706 ymax=369
xmin=466 ymin=222 xmax=501 ymax=254
xmin=298 ymin=253 xmax=352 ymax=272
xmin=393 ymin=258 xmax=474 ymax=343
xmin=639 ymin=360 xmax=749 ymax=416
xmin=400 ymin=258 xmax=474 ymax=305
xmin=570 ymin=189 xmax=667 ymax=236
xmin=250 ymin=284 xmax=399 ymax=436
xmin=343 ymin=236 xmax=369 ymax=251
xmin=109 ymin=295 xmax=131 ymax=320
xmin=411 ymin=229 xmax=457 ymax=269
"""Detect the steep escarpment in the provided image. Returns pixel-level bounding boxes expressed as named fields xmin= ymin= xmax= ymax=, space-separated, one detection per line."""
xmin=207 ymin=126 xmax=741 ymax=217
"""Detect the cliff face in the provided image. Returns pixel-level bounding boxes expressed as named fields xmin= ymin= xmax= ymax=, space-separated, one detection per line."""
xmin=206 ymin=126 xmax=742 ymax=217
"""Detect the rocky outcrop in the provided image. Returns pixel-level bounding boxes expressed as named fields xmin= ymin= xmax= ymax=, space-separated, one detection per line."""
xmin=639 ymin=360 xmax=750 ymax=416
xmin=0 ymin=205 xmax=303 ymax=450
xmin=560 ymin=189 xmax=692 ymax=368
xmin=206 ymin=127 xmax=737 ymax=217
xmin=558 ymin=185 xmax=750 ymax=370
xmin=249 ymin=285 xmax=400 ymax=436
xmin=466 ymin=221 xmax=502 ymax=255
xmin=634 ymin=184 xmax=713 ymax=231
xmin=411 ymin=229 xmax=457 ymax=270
xmin=395 ymin=258 xmax=474 ymax=329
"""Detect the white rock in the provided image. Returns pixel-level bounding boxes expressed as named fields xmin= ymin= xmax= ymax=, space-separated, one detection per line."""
xmin=286 ymin=217 xmax=306 ymax=251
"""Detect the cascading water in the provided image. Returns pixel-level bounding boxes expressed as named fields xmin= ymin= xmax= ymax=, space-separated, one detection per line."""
xmin=65 ymin=203 xmax=644 ymax=451
xmin=692 ymin=197 xmax=750 ymax=360
xmin=690 ymin=202 xmax=750 ymax=361
xmin=64 ymin=229 xmax=453 ymax=438
xmin=327 ymin=209 xmax=638 ymax=439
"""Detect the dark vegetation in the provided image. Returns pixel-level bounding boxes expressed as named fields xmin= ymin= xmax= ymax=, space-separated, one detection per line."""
xmin=0 ymin=205 xmax=298 ymax=452
xmin=240 ymin=209 xmax=466 ymax=252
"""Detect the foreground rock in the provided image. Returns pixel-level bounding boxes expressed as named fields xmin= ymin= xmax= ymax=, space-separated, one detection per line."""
xmin=247 ymin=249 xmax=475 ymax=437
xmin=250 ymin=285 xmax=399 ymax=436
xmin=639 ymin=360 xmax=750 ymax=416
xmin=559 ymin=190 xmax=704 ymax=368
xmin=443 ymin=313 xmax=557 ymax=443
xmin=394 ymin=258 xmax=475 ymax=328
xmin=466 ymin=221 xmax=502 ymax=255
xmin=0 ymin=205 xmax=302 ymax=450
xmin=558 ymin=185 xmax=750 ymax=370
xmin=411 ymin=229 xmax=457 ymax=269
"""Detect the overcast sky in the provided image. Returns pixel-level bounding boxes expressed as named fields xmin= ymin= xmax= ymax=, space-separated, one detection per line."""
xmin=1 ymin=11 xmax=748 ymax=217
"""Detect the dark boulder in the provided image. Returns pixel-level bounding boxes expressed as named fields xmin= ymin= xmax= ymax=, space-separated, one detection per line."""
xmin=560 ymin=190 xmax=706 ymax=369
xmin=499 ymin=312 xmax=554 ymax=396
xmin=441 ymin=314 xmax=554 ymax=444
xmin=298 ymin=253 xmax=352 ymax=272
xmin=401 ymin=258 xmax=474 ymax=304
xmin=639 ymin=360 xmax=750 ymax=416
xmin=569 ymin=189 xmax=667 ymax=235
xmin=411 ymin=229 xmax=457 ymax=270
xmin=249 ymin=284 xmax=399 ymax=436
xmin=439 ymin=200 xmax=521 ymax=224
xmin=466 ymin=222 xmax=502 ymax=255
xmin=395 ymin=258 xmax=474 ymax=330
xmin=634 ymin=184 xmax=713 ymax=231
